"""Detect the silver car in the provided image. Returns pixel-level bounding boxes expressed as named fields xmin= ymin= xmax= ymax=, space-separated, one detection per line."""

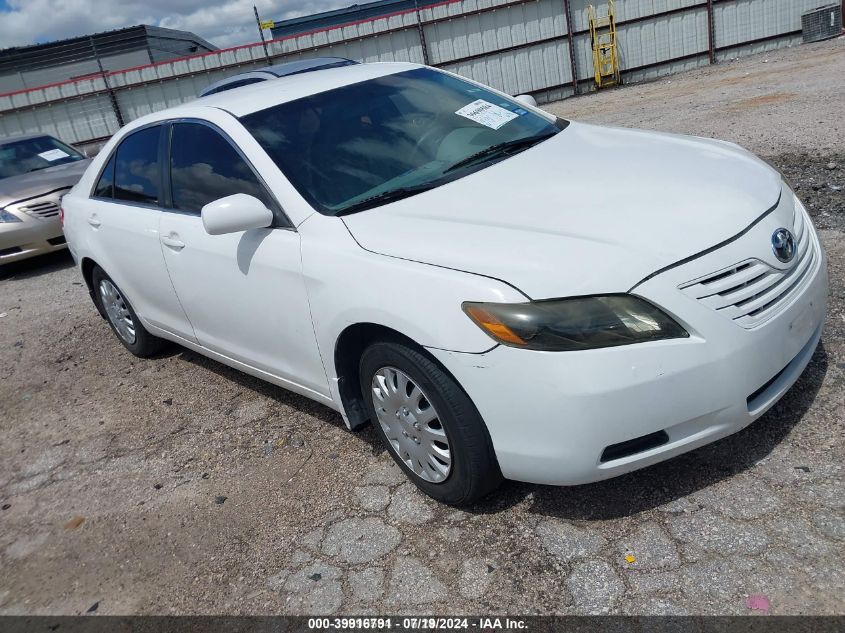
xmin=0 ymin=134 xmax=91 ymax=264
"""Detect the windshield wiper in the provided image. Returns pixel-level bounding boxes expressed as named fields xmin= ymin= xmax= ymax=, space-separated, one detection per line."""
xmin=444 ymin=131 xmax=557 ymax=174
xmin=335 ymin=181 xmax=441 ymax=216
xmin=334 ymin=131 xmax=558 ymax=216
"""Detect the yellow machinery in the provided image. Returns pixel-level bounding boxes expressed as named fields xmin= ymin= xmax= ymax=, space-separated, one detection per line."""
xmin=588 ymin=1 xmax=621 ymax=89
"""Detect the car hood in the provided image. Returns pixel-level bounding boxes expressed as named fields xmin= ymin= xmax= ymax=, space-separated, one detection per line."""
xmin=341 ymin=122 xmax=782 ymax=299
xmin=0 ymin=158 xmax=91 ymax=209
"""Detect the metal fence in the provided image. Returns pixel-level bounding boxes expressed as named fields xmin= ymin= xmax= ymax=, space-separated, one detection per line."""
xmin=0 ymin=0 xmax=826 ymax=152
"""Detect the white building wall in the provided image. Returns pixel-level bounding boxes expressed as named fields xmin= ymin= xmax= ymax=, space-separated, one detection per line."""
xmin=0 ymin=0 xmax=819 ymax=149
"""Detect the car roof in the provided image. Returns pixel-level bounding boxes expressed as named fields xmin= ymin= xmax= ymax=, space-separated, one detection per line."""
xmin=0 ymin=133 xmax=55 ymax=145
xmin=261 ymin=57 xmax=358 ymax=78
xmin=189 ymin=61 xmax=423 ymax=118
xmin=199 ymin=57 xmax=358 ymax=97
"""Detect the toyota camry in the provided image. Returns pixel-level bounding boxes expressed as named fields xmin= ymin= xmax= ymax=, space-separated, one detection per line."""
xmin=61 ymin=62 xmax=828 ymax=505
xmin=1 ymin=134 xmax=90 ymax=264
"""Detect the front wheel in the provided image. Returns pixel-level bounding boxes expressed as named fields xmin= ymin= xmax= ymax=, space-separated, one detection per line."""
xmin=359 ymin=341 xmax=502 ymax=506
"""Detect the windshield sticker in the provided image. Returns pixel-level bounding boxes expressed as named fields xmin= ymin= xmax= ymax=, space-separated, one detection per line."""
xmin=38 ymin=149 xmax=70 ymax=162
xmin=455 ymin=99 xmax=519 ymax=130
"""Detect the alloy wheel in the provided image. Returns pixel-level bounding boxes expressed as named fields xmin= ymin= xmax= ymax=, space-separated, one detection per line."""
xmin=99 ymin=279 xmax=136 ymax=345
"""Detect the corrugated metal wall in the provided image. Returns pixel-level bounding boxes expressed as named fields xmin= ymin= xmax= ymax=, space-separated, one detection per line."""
xmin=430 ymin=0 xmax=573 ymax=99
xmin=0 ymin=0 xmax=819 ymax=150
xmin=713 ymin=0 xmax=822 ymax=60
xmin=0 ymin=50 xmax=151 ymax=94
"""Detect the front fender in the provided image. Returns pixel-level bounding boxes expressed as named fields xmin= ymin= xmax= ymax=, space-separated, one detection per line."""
xmin=300 ymin=214 xmax=525 ymax=382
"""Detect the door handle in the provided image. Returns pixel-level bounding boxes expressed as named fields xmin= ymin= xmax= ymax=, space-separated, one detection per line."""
xmin=87 ymin=215 xmax=101 ymax=228
xmin=161 ymin=234 xmax=186 ymax=250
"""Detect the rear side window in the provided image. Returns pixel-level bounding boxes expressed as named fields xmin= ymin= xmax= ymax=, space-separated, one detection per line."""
xmin=114 ymin=126 xmax=162 ymax=205
xmin=169 ymin=122 xmax=275 ymax=214
xmin=93 ymin=155 xmax=115 ymax=198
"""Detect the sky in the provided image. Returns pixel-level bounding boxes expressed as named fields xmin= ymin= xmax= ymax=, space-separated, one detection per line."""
xmin=0 ymin=0 xmax=349 ymax=50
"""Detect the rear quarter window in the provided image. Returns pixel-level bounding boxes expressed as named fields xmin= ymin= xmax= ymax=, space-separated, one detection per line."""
xmin=93 ymin=155 xmax=115 ymax=198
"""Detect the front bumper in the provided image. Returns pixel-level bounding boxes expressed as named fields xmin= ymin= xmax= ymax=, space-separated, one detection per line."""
xmin=429 ymin=200 xmax=828 ymax=486
xmin=0 ymin=214 xmax=66 ymax=264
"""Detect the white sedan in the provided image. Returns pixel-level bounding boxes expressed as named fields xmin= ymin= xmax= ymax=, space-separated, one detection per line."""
xmin=61 ymin=62 xmax=828 ymax=505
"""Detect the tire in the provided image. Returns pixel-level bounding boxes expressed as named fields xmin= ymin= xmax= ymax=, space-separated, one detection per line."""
xmin=359 ymin=340 xmax=502 ymax=506
xmin=91 ymin=265 xmax=166 ymax=357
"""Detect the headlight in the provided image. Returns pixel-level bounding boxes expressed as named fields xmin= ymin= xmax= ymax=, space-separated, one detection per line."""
xmin=0 ymin=208 xmax=22 ymax=223
xmin=462 ymin=295 xmax=689 ymax=351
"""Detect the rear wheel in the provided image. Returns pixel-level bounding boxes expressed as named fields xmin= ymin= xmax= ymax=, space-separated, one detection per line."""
xmin=92 ymin=266 xmax=165 ymax=357
xmin=359 ymin=341 xmax=502 ymax=506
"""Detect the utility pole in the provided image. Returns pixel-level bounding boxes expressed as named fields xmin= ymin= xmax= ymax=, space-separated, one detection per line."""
xmin=706 ymin=0 xmax=716 ymax=64
xmin=89 ymin=36 xmax=124 ymax=127
xmin=563 ymin=0 xmax=578 ymax=94
xmin=413 ymin=0 xmax=430 ymax=65
xmin=254 ymin=5 xmax=273 ymax=66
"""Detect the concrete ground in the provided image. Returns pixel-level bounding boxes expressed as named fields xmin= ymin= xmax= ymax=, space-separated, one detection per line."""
xmin=1 ymin=38 xmax=843 ymax=616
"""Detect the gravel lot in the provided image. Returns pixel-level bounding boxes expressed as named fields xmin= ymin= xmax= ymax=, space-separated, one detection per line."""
xmin=1 ymin=38 xmax=843 ymax=616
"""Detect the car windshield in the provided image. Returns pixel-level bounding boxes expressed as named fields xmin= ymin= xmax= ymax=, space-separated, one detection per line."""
xmin=0 ymin=136 xmax=85 ymax=179
xmin=240 ymin=68 xmax=564 ymax=215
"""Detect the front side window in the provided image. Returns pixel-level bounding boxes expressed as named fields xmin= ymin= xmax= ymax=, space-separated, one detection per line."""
xmin=0 ymin=136 xmax=85 ymax=180
xmin=169 ymin=122 xmax=276 ymax=214
xmin=240 ymin=68 xmax=563 ymax=215
xmin=114 ymin=126 xmax=162 ymax=205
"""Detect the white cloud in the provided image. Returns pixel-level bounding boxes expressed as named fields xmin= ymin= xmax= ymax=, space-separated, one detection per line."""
xmin=0 ymin=0 xmax=348 ymax=50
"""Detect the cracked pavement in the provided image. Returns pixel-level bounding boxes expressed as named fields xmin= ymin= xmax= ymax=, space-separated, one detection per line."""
xmin=1 ymin=39 xmax=844 ymax=615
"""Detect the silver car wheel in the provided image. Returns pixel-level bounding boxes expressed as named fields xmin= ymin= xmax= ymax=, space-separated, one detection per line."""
xmin=99 ymin=279 xmax=136 ymax=345
xmin=371 ymin=366 xmax=452 ymax=483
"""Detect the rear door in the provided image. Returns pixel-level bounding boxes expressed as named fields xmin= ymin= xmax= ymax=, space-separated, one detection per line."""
xmin=157 ymin=120 xmax=329 ymax=397
xmin=85 ymin=125 xmax=195 ymax=341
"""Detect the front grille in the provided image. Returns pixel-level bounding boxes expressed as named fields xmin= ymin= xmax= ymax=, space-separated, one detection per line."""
xmin=47 ymin=235 xmax=66 ymax=246
xmin=8 ymin=188 xmax=70 ymax=220
xmin=679 ymin=207 xmax=819 ymax=328
xmin=19 ymin=200 xmax=60 ymax=218
xmin=0 ymin=246 xmax=23 ymax=257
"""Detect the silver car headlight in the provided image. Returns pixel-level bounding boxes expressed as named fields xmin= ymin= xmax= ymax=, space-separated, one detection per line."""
xmin=0 ymin=208 xmax=22 ymax=223
xmin=462 ymin=295 xmax=689 ymax=351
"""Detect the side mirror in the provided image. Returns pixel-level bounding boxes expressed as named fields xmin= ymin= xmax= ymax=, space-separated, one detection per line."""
xmin=201 ymin=193 xmax=274 ymax=236
xmin=514 ymin=94 xmax=538 ymax=108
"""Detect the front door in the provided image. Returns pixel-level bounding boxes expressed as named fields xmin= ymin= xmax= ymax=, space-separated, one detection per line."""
xmin=158 ymin=121 xmax=329 ymax=398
